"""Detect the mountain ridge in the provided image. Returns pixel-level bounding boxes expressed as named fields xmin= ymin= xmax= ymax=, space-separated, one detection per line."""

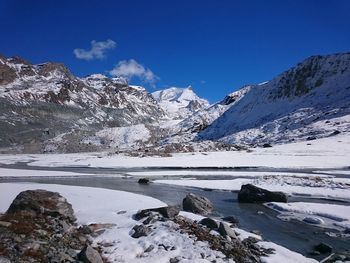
xmin=0 ymin=51 xmax=349 ymax=153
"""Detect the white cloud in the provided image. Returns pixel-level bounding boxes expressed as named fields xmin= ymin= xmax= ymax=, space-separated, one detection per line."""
xmin=109 ymin=59 xmax=158 ymax=84
xmin=73 ymin=39 xmax=116 ymax=60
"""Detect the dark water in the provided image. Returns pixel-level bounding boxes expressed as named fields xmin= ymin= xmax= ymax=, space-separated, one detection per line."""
xmin=1 ymin=165 xmax=350 ymax=260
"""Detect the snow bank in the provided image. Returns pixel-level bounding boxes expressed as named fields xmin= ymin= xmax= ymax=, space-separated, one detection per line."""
xmin=259 ymin=241 xmax=317 ymax=263
xmin=266 ymin=202 xmax=350 ymax=230
xmin=0 ymin=183 xmax=165 ymax=224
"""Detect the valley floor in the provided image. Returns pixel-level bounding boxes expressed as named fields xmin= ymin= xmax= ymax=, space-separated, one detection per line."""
xmin=0 ymin=133 xmax=349 ymax=262
xmin=0 ymin=133 xmax=349 ymax=169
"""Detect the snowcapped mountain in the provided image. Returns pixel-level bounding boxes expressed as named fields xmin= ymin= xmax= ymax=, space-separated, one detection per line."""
xmin=198 ymin=52 xmax=350 ymax=145
xmin=0 ymin=55 xmax=165 ymax=152
xmin=0 ymin=52 xmax=349 ymax=153
xmin=152 ymin=86 xmax=209 ymax=120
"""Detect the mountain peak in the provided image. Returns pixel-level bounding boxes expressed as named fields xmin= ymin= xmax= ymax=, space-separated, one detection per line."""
xmin=152 ymin=86 xmax=209 ymax=119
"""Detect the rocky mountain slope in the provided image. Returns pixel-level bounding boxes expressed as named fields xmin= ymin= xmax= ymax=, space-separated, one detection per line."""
xmin=0 ymin=55 xmax=167 ymax=152
xmin=197 ymin=52 xmax=350 ymax=146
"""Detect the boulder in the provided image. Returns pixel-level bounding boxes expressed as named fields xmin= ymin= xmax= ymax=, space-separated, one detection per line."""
xmin=218 ymin=222 xmax=237 ymax=239
xmin=131 ymin=225 xmax=152 ymax=238
xmin=134 ymin=206 xmax=180 ymax=220
xmin=199 ymin=218 xmax=219 ymax=229
xmin=182 ymin=193 xmax=213 ymax=215
xmin=238 ymin=184 xmax=287 ymax=203
xmin=6 ymin=189 xmax=76 ymax=223
xmin=138 ymin=178 xmax=150 ymax=184
xmin=78 ymin=245 xmax=103 ymax=263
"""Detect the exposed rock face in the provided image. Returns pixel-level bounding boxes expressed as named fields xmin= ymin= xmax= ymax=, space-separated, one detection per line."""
xmin=182 ymin=193 xmax=213 ymax=215
xmin=238 ymin=184 xmax=288 ymax=203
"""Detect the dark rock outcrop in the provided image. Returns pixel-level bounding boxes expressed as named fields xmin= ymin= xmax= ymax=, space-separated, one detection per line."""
xmin=182 ymin=193 xmax=213 ymax=215
xmin=238 ymin=184 xmax=288 ymax=203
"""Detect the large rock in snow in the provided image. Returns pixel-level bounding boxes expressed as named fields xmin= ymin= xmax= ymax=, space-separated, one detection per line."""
xmin=6 ymin=189 xmax=76 ymax=223
xmin=238 ymin=184 xmax=288 ymax=203
xmin=182 ymin=193 xmax=213 ymax=215
xmin=134 ymin=206 xmax=180 ymax=220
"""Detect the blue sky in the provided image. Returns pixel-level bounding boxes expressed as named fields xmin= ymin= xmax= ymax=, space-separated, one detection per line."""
xmin=1 ymin=0 xmax=349 ymax=102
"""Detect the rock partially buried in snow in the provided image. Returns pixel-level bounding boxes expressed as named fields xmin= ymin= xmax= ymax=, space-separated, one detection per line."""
xmin=238 ymin=184 xmax=287 ymax=203
xmin=131 ymin=224 xmax=152 ymax=238
xmin=182 ymin=193 xmax=213 ymax=215
xmin=78 ymin=245 xmax=104 ymax=263
xmin=134 ymin=206 xmax=180 ymax=220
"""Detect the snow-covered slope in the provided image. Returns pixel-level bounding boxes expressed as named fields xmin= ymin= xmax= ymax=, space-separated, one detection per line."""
xmin=198 ymin=52 xmax=350 ymax=145
xmin=152 ymin=86 xmax=209 ymax=119
xmin=179 ymin=85 xmax=251 ymax=133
